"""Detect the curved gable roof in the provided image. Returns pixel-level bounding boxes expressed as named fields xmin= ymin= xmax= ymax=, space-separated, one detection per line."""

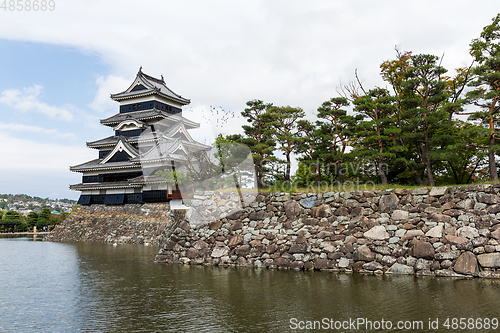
xmin=99 ymin=137 xmax=139 ymax=164
xmin=110 ymin=68 xmax=190 ymax=105
xmin=113 ymin=117 xmax=148 ymax=131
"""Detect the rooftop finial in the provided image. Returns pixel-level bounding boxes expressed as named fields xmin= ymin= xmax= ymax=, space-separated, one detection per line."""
xmin=139 ymin=66 xmax=142 ymax=73
xmin=161 ymin=74 xmax=164 ymax=81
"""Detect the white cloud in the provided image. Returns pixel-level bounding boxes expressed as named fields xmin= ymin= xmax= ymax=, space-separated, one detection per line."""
xmin=183 ymin=104 xmax=247 ymax=146
xmin=0 ymin=0 xmax=497 ymax=116
xmin=0 ymin=0 xmax=498 ymax=198
xmin=89 ymin=75 xmax=131 ymax=113
xmin=0 ymin=122 xmax=77 ymax=140
xmin=0 ymin=85 xmax=74 ymax=121
xmin=0 ymin=132 xmax=94 ymax=173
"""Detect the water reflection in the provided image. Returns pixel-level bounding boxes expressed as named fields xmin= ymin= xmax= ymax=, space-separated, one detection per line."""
xmin=1 ymin=238 xmax=500 ymax=332
xmin=0 ymin=236 xmax=81 ymax=332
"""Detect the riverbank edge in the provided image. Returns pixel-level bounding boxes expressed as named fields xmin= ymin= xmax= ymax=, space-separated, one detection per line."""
xmin=0 ymin=232 xmax=50 ymax=235
xmin=156 ymin=184 xmax=500 ymax=279
xmin=45 ymin=203 xmax=171 ymax=245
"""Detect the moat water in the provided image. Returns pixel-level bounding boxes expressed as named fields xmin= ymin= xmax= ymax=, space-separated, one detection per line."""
xmin=1 ymin=236 xmax=500 ymax=332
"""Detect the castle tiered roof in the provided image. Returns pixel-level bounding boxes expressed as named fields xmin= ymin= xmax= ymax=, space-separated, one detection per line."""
xmin=110 ymin=68 xmax=190 ymax=105
xmin=70 ymin=68 xmax=210 ymax=205
xmin=100 ymin=110 xmax=200 ymax=128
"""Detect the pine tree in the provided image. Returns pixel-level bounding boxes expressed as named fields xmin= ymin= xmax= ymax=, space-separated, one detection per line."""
xmin=240 ymin=100 xmax=275 ymax=188
xmin=315 ymin=97 xmax=359 ymax=184
xmin=380 ymin=50 xmax=425 ymax=185
xmin=400 ymin=54 xmax=451 ymax=186
xmin=440 ymin=121 xmax=488 ymax=184
xmin=266 ymin=106 xmax=305 ymax=181
xmin=26 ymin=211 xmax=38 ymax=229
xmin=294 ymin=119 xmax=323 ymax=188
xmin=37 ymin=208 xmax=51 ymax=229
xmin=352 ymin=87 xmax=400 ymax=184
xmin=467 ymin=13 xmax=500 ymax=181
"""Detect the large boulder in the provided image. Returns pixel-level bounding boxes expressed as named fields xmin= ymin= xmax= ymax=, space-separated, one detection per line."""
xmin=453 ymin=252 xmax=478 ymax=275
xmin=303 ymin=218 xmax=318 ymax=226
xmin=379 ymin=193 xmax=399 ymax=213
xmin=289 ymin=244 xmax=310 ymax=254
xmin=193 ymin=240 xmax=208 ymax=250
xmin=289 ymin=261 xmax=304 ymax=270
xmin=211 ymin=246 xmax=229 ymax=258
xmin=228 ymin=235 xmax=244 ymax=247
xmin=334 ymin=207 xmax=350 ymax=216
xmin=284 ymin=200 xmax=303 ymax=219
xmin=411 ymin=240 xmax=435 ymax=260
xmin=429 ymin=187 xmax=448 ymax=196
xmin=311 ymin=204 xmax=332 ymax=218
xmin=273 ymin=257 xmax=290 ymax=268
xmin=208 ymin=220 xmax=223 ymax=230
xmin=338 ymin=257 xmax=351 ymax=268
xmin=386 ymin=263 xmax=414 ymax=275
xmin=353 ymin=245 xmax=375 ymax=262
xmin=435 ymin=250 xmax=461 ymax=261
xmin=313 ymin=258 xmax=329 ymax=270
xmin=456 ymin=199 xmax=474 ymax=210
xmin=235 ymin=244 xmax=251 ymax=256
xmin=444 ymin=235 xmax=468 ymax=245
xmin=414 ymin=258 xmax=432 ymax=271
xmin=425 ymin=225 xmax=443 ymax=238
xmin=299 ymin=196 xmax=317 ymax=209
xmin=364 ymin=225 xmax=390 ymax=240
xmin=230 ymin=222 xmax=244 ymax=231
xmin=362 ymin=261 xmax=384 ymax=271
xmin=457 ymin=226 xmax=479 ymax=239
xmin=477 ymin=253 xmax=500 ymax=268
xmin=249 ymin=210 xmax=267 ymax=220
xmin=391 ymin=210 xmax=409 ymax=221
xmin=411 ymin=187 xmax=429 ymax=195
xmin=186 ymin=248 xmax=200 ymax=259
xmin=476 ymin=193 xmax=500 ymax=204
xmin=490 ymin=228 xmax=500 ymax=240
xmin=431 ymin=214 xmax=451 ymax=223
xmin=487 ymin=204 xmax=500 ymax=214
xmin=266 ymin=244 xmax=279 ymax=254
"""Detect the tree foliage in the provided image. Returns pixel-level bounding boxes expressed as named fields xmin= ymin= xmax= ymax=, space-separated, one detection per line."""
xmin=231 ymin=14 xmax=500 ymax=189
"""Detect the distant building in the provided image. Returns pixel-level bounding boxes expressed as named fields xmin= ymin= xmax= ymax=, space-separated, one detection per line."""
xmin=70 ymin=68 xmax=210 ymax=205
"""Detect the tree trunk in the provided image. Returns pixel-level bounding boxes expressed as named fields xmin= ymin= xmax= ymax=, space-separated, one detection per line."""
xmin=255 ymin=160 xmax=264 ymax=189
xmin=376 ymin=125 xmax=387 ymax=185
xmin=285 ymin=152 xmax=291 ymax=182
xmin=489 ymin=114 xmax=499 ymax=181
xmin=423 ymin=125 xmax=435 ymax=186
xmin=317 ymin=162 xmax=322 ymax=190
xmin=311 ymin=163 xmax=318 ymax=190
xmin=489 ymin=139 xmax=498 ymax=182
xmin=336 ymin=161 xmax=344 ymax=185
xmin=425 ymin=156 xmax=435 ymax=186
xmin=378 ymin=161 xmax=388 ymax=184
xmin=413 ymin=172 xmax=423 ymax=186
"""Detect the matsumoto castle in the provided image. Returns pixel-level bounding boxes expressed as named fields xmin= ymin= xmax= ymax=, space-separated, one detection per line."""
xmin=70 ymin=68 xmax=210 ymax=205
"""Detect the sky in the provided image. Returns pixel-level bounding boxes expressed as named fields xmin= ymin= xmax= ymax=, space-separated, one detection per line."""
xmin=0 ymin=0 xmax=498 ymax=200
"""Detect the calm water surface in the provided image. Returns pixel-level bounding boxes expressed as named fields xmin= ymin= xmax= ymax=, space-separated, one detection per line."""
xmin=1 ymin=236 xmax=500 ymax=332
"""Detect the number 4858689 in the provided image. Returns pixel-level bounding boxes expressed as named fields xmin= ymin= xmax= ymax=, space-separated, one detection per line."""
xmin=443 ymin=318 xmax=498 ymax=330
xmin=1 ymin=0 xmax=56 ymax=11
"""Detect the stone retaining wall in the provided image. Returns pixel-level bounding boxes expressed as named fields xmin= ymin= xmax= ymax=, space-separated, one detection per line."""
xmin=46 ymin=203 xmax=171 ymax=245
xmin=156 ymin=185 xmax=500 ymax=278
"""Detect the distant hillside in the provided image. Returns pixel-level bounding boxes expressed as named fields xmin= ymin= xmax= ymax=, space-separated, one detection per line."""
xmin=0 ymin=194 xmax=76 ymax=213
